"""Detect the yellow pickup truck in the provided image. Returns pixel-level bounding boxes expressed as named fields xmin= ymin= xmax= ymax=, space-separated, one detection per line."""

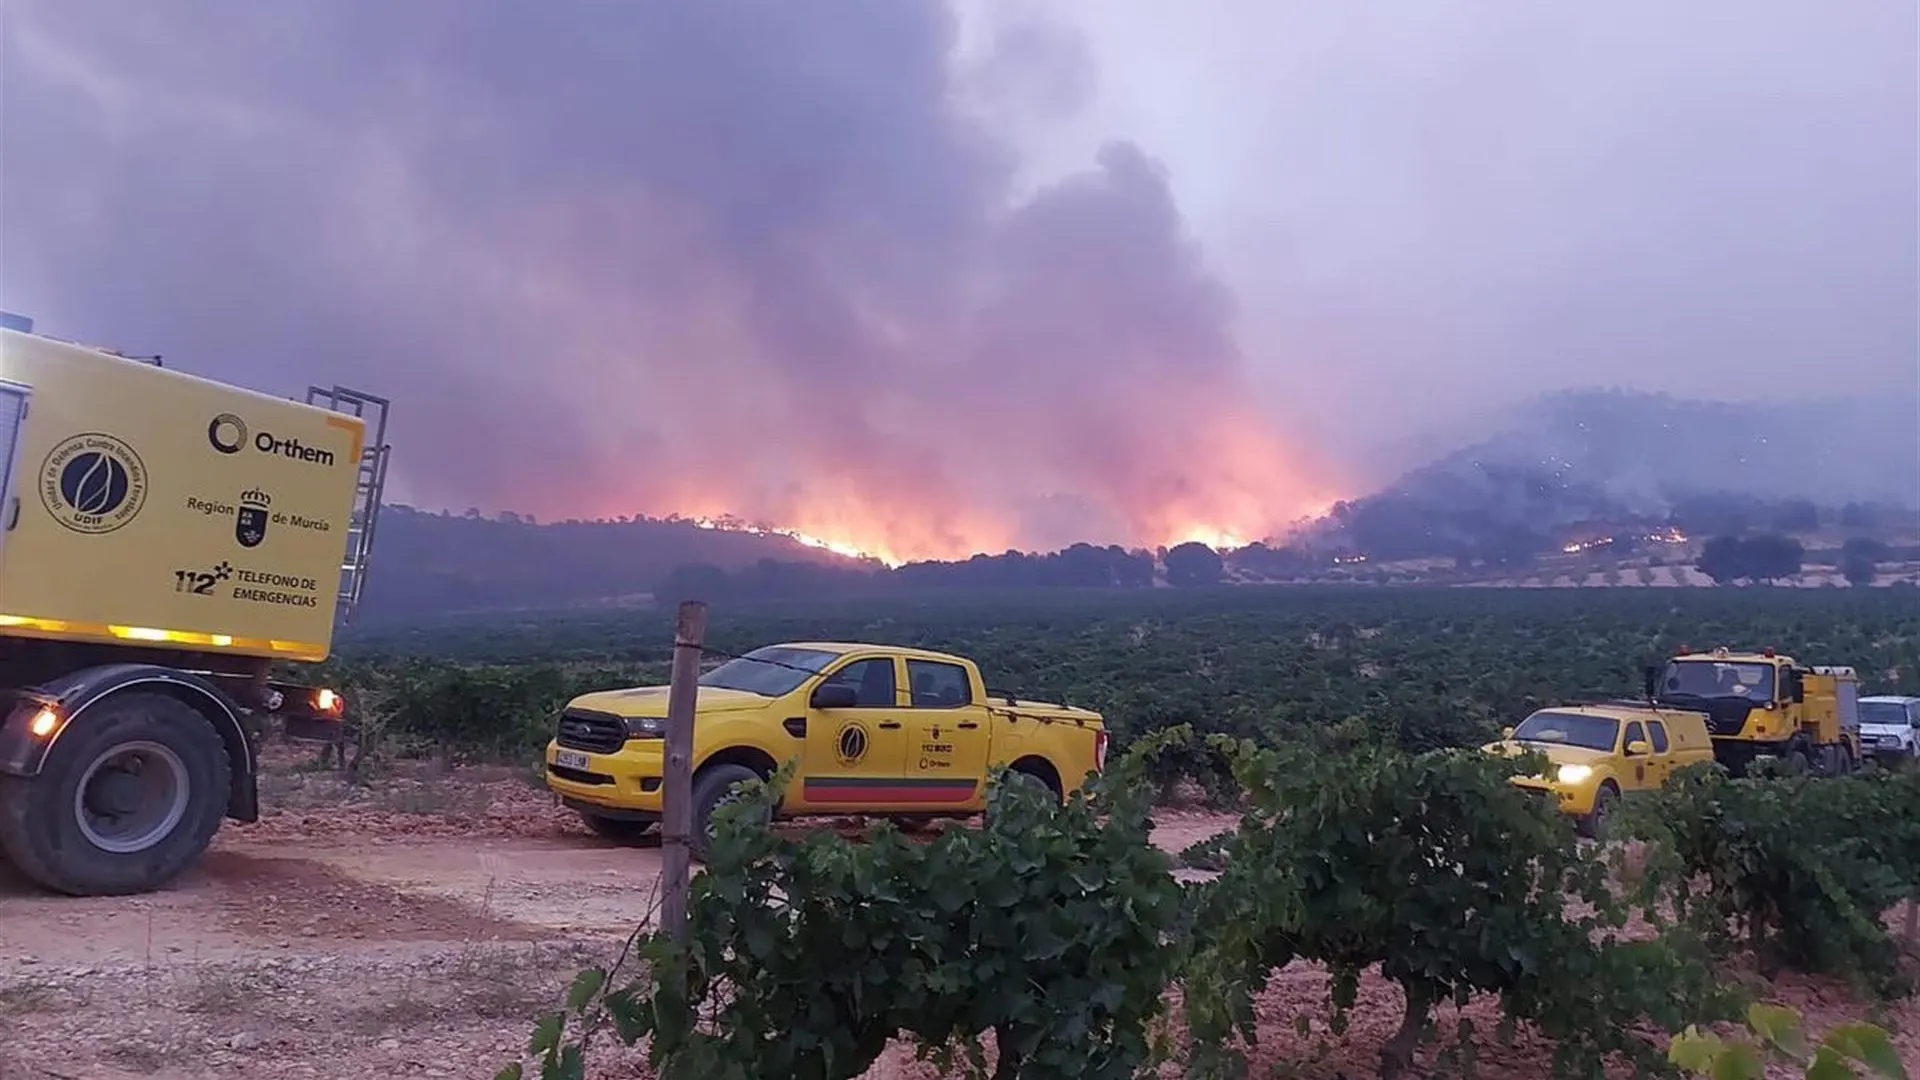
xmin=1486 ymin=703 xmax=1715 ymax=838
xmin=543 ymin=641 xmax=1108 ymax=855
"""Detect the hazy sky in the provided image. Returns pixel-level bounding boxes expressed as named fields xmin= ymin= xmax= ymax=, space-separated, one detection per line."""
xmin=3 ymin=1 xmax=1914 ymax=559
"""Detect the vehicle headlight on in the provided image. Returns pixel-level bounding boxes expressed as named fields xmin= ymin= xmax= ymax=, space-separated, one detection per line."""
xmin=1556 ymin=764 xmax=1593 ymax=785
xmin=624 ymin=717 xmax=666 ymax=739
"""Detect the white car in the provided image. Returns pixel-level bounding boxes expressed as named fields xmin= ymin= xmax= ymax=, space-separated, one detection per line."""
xmin=1859 ymin=695 xmax=1920 ymax=763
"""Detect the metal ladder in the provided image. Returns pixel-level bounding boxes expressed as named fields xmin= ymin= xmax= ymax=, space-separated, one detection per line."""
xmin=304 ymin=385 xmax=392 ymax=624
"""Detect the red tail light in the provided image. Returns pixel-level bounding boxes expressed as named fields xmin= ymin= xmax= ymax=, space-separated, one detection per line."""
xmin=1094 ymin=730 xmax=1109 ymax=772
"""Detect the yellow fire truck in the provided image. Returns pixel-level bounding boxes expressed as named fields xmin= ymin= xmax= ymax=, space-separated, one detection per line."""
xmin=1645 ymin=646 xmax=1863 ymax=776
xmin=0 ymin=315 xmax=390 ymax=895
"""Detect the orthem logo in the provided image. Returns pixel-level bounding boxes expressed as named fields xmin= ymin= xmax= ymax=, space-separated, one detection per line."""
xmin=207 ymin=413 xmax=336 ymax=467
xmin=208 ymin=413 xmax=248 ymax=455
xmin=41 ymin=433 xmax=148 ymax=535
xmin=236 ymin=487 xmax=272 ymax=548
xmin=835 ymin=721 xmax=869 ymax=766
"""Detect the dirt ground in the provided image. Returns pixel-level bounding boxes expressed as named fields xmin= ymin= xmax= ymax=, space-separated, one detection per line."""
xmin=3 ymin=759 xmax=1915 ymax=1080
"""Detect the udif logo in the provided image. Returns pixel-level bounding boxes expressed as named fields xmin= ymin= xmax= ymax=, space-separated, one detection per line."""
xmin=208 ymin=413 xmax=335 ymax=467
xmin=41 ymin=433 xmax=148 ymax=535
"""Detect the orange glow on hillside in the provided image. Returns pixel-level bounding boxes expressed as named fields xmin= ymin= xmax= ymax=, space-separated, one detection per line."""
xmin=638 ymin=403 xmax=1347 ymax=565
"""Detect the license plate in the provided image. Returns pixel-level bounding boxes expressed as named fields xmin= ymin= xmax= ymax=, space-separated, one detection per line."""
xmin=554 ymin=749 xmax=591 ymax=771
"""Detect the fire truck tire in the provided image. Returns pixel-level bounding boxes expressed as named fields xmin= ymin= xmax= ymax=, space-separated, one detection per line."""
xmin=0 ymin=692 xmax=230 ymax=897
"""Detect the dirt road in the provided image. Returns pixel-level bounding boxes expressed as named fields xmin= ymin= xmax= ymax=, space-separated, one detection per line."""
xmin=6 ymin=762 xmax=1915 ymax=1079
xmin=0 ymin=762 xmax=1230 ymax=1080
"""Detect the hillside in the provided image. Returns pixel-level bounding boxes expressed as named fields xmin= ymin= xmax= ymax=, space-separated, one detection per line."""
xmin=1413 ymin=388 xmax=1917 ymax=506
xmin=1304 ymin=388 xmax=1918 ymax=564
xmin=356 ymin=507 xmax=876 ymax=621
xmin=354 ymin=389 xmax=1917 ymax=620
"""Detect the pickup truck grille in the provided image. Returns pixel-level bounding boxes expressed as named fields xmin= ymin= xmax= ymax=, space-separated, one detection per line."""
xmin=556 ymin=709 xmax=626 ymax=754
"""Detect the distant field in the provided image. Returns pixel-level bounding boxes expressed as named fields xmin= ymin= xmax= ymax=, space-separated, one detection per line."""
xmin=331 ymin=586 xmax=1920 ymax=762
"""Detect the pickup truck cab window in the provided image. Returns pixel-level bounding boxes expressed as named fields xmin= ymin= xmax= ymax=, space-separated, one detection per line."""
xmin=816 ymin=657 xmax=897 ymax=708
xmin=907 ymin=660 xmax=973 ymax=707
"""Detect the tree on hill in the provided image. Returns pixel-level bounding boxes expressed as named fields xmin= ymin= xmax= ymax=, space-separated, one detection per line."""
xmin=1839 ymin=537 xmax=1890 ymax=587
xmin=1697 ymin=533 xmax=1804 ymax=585
xmin=1163 ymin=542 xmax=1224 ymax=587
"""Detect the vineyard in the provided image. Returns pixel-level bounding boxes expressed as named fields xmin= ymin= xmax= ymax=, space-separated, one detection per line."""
xmin=306 ymin=586 xmax=1920 ymax=1078
xmin=329 ymin=586 xmax=1920 ymax=769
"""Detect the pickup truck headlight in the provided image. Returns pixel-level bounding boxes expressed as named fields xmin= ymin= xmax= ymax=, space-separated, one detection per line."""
xmin=1556 ymin=764 xmax=1593 ymax=785
xmin=623 ymin=717 xmax=666 ymax=739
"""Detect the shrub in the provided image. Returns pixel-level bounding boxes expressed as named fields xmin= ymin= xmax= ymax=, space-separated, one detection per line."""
xmin=1181 ymin=737 xmax=1729 ymax=1079
xmin=503 ymin=745 xmax=1184 ymax=1080
xmin=316 ymin=657 xmax=650 ymax=765
xmin=1624 ymin=763 xmax=1920 ymax=995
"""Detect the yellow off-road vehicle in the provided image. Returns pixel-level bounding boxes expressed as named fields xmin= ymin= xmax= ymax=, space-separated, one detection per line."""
xmin=543 ymin=641 xmax=1107 ymax=856
xmin=1647 ymin=647 xmax=1862 ymax=776
xmin=1489 ymin=703 xmax=1715 ymax=838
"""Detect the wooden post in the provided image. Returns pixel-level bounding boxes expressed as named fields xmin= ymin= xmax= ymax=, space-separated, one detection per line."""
xmin=659 ymin=600 xmax=707 ymax=942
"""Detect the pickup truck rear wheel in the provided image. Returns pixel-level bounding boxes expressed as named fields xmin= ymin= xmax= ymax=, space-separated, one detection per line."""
xmin=0 ymin=692 xmax=230 ymax=896
xmin=689 ymin=763 xmax=768 ymax=863
xmin=984 ymin=768 xmax=1061 ymax=829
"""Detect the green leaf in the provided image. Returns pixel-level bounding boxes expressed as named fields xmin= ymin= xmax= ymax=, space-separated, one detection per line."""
xmin=493 ymin=1065 xmax=524 ymax=1080
xmin=528 ymin=1011 xmax=564 ymax=1056
xmin=1808 ymin=1046 xmax=1862 ymax=1080
xmin=1710 ymin=1041 xmax=1765 ymax=1080
xmin=604 ymin=988 xmax=653 ymax=1043
xmin=1747 ymin=1003 xmax=1807 ymax=1058
xmin=565 ymin=968 xmax=607 ymax=1012
xmin=1823 ymin=1022 xmax=1909 ymax=1080
xmin=1669 ymin=1028 xmax=1725 ymax=1073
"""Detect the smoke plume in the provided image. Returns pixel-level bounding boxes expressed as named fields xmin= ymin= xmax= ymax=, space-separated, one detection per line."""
xmin=2 ymin=1 xmax=1337 ymax=561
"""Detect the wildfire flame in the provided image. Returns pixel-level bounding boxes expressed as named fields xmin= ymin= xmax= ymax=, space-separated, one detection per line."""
xmin=1561 ymin=527 xmax=1689 ymax=555
xmin=690 ymin=516 xmax=901 ymax=566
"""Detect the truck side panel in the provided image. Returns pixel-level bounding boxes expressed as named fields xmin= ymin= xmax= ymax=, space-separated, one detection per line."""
xmin=0 ymin=329 xmax=364 ymax=661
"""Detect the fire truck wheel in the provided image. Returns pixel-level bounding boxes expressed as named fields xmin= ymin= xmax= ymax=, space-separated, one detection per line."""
xmin=0 ymin=692 xmax=231 ymax=897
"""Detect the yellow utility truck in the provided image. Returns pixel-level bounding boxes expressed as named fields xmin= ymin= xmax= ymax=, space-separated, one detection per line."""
xmin=544 ymin=641 xmax=1108 ymax=856
xmin=0 ymin=317 xmax=390 ymax=895
xmin=1645 ymin=646 xmax=1863 ymax=777
xmin=1489 ymin=703 xmax=1716 ymax=838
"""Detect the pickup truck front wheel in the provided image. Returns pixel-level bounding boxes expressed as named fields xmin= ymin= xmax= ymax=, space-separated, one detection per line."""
xmin=690 ymin=763 xmax=769 ymax=863
xmin=1576 ymin=783 xmax=1618 ymax=841
xmin=578 ymin=811 xmax=658 ymax=846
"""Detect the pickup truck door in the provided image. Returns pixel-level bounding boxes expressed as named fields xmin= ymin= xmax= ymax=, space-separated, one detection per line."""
xmin=1621 ymin=720 xmax=1654 ymax=791
xmin=901 ymin=657 xmax=992 ymax=807
xmin=1642 ymin=720 xmax=1672 ymax=790
xmin=798 ymin=655 xmax=913 ymax=809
